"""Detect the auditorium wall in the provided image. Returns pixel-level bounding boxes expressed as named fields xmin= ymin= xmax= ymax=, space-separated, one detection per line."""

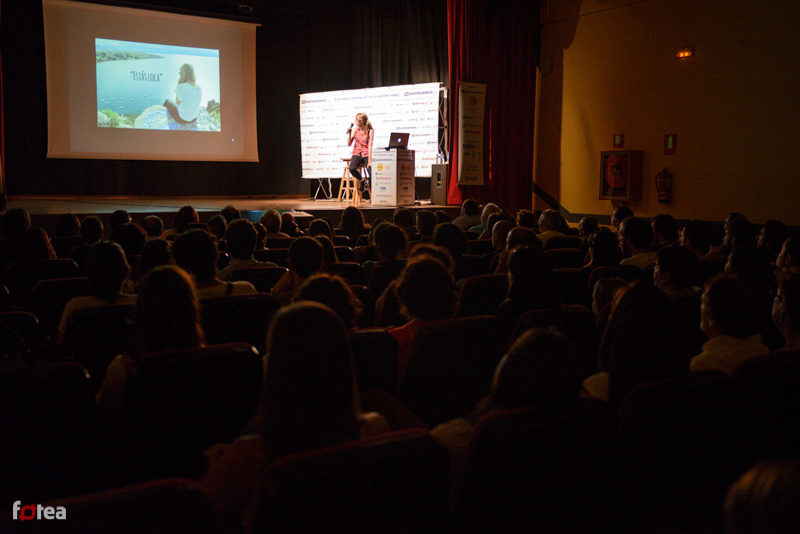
xmin=535 ymin=0 xmax=800 ymax=224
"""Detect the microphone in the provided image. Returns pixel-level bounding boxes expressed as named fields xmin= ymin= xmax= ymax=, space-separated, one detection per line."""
xmin=347 ymin=123 xmax=353 ymax=134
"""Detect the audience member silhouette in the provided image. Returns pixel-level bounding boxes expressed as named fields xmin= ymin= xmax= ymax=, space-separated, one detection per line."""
xmin=218 ymin=219 xmax=277 ymax=280
xmin=724 ymin=458 xmax=800 ymax=534
xmin=294 ymin=273 xmax=363 ymax=329
xmin=272 ymin=236 xmax=324 ymax=305
xmin=58 ymin=241 xmax=135 ymax=343
xmin=172 ymin=229 xmax=256 ymax=298
xmin=200 ymin=302 xmax=388 ymax=531
xmin=618 ymin=217 xmax=656 ymax=270
xmin=96 ymin=265 xmax=204 ymax=430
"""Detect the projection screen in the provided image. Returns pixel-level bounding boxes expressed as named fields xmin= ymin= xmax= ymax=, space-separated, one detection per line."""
xmin=42 ymin=0 xmax=259 ymax=161
xmin=299 ymin=82 xmax=441 ymax=178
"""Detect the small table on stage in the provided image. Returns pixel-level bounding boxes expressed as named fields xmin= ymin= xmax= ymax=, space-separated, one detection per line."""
xmin=371 ymin=149 xmax=415 ymax=206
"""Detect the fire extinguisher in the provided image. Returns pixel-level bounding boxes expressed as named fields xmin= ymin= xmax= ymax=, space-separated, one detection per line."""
xmin=655 ymin=167 xmax=673 ymax=203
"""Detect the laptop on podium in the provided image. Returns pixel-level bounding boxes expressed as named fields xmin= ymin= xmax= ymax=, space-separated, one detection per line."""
xmin=384 ymin=132 xmax=410 ymax=150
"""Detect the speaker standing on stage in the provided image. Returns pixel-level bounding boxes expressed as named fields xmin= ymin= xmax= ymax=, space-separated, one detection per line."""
xmin=347 ymin=113 xmax=374 ymax=193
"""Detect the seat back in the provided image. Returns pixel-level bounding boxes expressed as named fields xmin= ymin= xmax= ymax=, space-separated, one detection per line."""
xmin=544 ymin=235 xmax=583 ymax=250
xmin=455 ymin=273 xmax=508 ymax=317
xmin=254 ymin=248 xmax=288 ymax=266
xmin=0 ymin=310 xmax=42 ymax=350
xmin=586 ymin=264 xmax=644 ymax=295
xmin=734 ymin=349 xmax=800 ymax=459
xmin=43 ymin=478 xmax=216 ymax=534
xmin=466 ymin=239 xmax=493 ymax=256
xmin=552 ymin=267 xmax=590 ymax=305
xmin=509 ymin=305 xmax=597 ymax=375
xmin=265 ymin=237 xmax=294 ymax=249
xmin=200 ymin=293 xmax=279 ymax=354
xmin=351 ymin=328 xmax=398 ymax=393
xmin=0 ymin=362 xmax=97 ymax=505
xmin=614 ymin=373 xmax=749 ymax=530
xmin=452 ymin=400 xmax=617 ymax=532
xmin=6 ymin=259 xmax=80 ymax=309
xmin=51 ymin=235 xmax=84 ymax=259
xmin=400 ymin=316 xmax=505 ymax=426
xmin=325 ymin=261 xmax=366 ymax=286
xmin=543 ymin=248 xmax=585 ymax=269
xmin=228 ymin=266 xmax=288 ymax=293
xmin=333 ymin=245 xmax=355 ymax=262
xmin=252 ymin=430 xmax=449 ymax=532
xmin=120 ymin=343 xmax=263 ymax=478
xmin=31 ymin=276 xmax=90 ymax=339
xmin=453 ymin=253 xmax=489 ymax=280
xmin=367 ymin=259 xmax=406 ymax=299
xmin=62 ymin=304 xmax=136 ymax=391
xmin=350 ymin=285 xmax=375 ymax=327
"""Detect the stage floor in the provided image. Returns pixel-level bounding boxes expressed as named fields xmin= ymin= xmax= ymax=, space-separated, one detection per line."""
xmin=7 ymin=196 xmax=460 ymax=228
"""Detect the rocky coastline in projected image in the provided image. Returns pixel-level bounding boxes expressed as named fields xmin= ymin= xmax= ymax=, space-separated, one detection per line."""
xmin=95 ymin=39 xmax=221 ymax=132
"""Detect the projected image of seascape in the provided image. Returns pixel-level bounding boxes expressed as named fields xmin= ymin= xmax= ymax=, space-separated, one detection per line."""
xmin=96 ymin=38 xmax=220 ymax=131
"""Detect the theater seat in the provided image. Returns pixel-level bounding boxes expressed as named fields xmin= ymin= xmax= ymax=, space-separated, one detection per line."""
xmin=325 ymin=261 xmax=366 ymax=286
xmin=5 ymin=259 xmax=81 ymax=309
xmin=451 ymin=399 xmax=617 ymax=532
xmin=228 ymin=266 xmax=288 ymax=292
xmin=200 ymin=293 xmax=279 ymax=354
xmin=400 ymin=315 xmax=505 ymax=426
xmin=62 ymin=304 xmax=136 ymax=392
xmin=31 ymin=276 xmax=90 ymax=339
xmin=455 ymin=273 xmax=508 ymax=317
xmin=0 ymin=362 xmax=98 ymax=506
xmin=43 ymin=478 xmax=216 ymax=534
xmin=351 ymin=328 xmax=398 ymax=393
xmin=252 ymin=430 xmax=449 ymax=532
xmin=118 ymin=343 xmax=262 ymax=480
xmin=612 ymin=373 xmax=749 ymax=531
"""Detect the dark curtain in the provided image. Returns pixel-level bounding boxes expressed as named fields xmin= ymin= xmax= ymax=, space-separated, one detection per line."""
xmin=447 ymin=0 xmax=539 ymax=212
xmin=352 ymin=0 xmax=448 ymax=88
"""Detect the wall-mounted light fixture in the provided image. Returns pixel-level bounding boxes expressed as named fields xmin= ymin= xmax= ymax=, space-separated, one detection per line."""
xmin=676 ymin=48 xmax=695 ymax=59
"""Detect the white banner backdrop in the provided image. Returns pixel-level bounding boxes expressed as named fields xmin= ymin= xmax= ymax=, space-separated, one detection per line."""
xmin=457 ymin=82 xmax=486 ymax=186
xmin=299 ymin=82 xmax=440 ymax=179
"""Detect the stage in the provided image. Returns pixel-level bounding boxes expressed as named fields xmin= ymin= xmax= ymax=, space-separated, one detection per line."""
xmin=6 ymin=196 xmax=461 ymax=231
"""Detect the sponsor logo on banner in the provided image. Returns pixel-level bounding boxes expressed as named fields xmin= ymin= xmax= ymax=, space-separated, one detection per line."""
xmin=12 ymin=502 xmax=67 ymax=521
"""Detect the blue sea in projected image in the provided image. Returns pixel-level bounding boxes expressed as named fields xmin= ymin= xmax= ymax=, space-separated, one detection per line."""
xmin=96 ymin=38 xmax=221 ymax=131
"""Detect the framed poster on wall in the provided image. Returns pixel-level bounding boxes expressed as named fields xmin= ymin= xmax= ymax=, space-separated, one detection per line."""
xmin=599 ymin=150 xmax=643 ymax=201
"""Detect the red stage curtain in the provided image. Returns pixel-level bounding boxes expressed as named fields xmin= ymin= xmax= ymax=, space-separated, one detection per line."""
xmin=446 ymin=0 xmax=539 ymax=212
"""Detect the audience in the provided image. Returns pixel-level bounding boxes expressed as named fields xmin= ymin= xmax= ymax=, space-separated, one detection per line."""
xmin=95 ymin=265 xmax=204 ymax=430
xmin=468 ymin=202 xmax=500 ymax=235
xmin=618 ymin=217 xmax=656 ymax=270
xmin=220 ymin=205 xmax=241 ymax=224
xmin=172 ymin=229 xmax=256 ymax=298
xmin=724 ymin=459 xmax=800 ymax=534
xmin=201 ymin=302 xmax=388 ymax=531
xmin=681 ymin=219 xmax=711 ymax=258
xmin=337 ymin=206 xmax=368 ymax=243
xmin=260 ymin=209 xmax=290 ymax=239
xmin=390 ymin=256 xmax=456 ymax=378
xmin=416 ymin=210 xmax=437 ymax=242
xmin=691 ymin=274 xmax=769 ymax=375
xmin=54 ymin=213 xmax=81 ymax=238
xmin=432 ymin=327 xmax=582 ymax=476
xmin=294 ymin=273 xmax=363 ymax=329
xmin=80 ymin=215 xmax=105 ymax=245
xmin=5 ymin=200 xmax=800 ymax=531
xmin=584 ymin=229 xmax=621 ymax=268
xmin=271 ymin=236 xmax=324 ymax=305
xmin=452 ymin=199 xmax=482 ymax=231
xmin=58 ymin=241 xmax=136 ymax=343
xmin=536 ymin=209 xmax=565 ymax=247
xmin=217 ymin=219 xmax=278 ymax=280
xmin=651 ymin=214 xmax=679 ymax=250
xmin=610 ymin=206 xmax=633 ymax=230
xmin=584 ymin=280 xmax=682 ymax=405
xmin=142 ymin=215 xmax=164 ymax=240
xmin=772 ymin=268 xmax=800 ymax=349
xmin=207 ymin=215 xmax=228 ymax=241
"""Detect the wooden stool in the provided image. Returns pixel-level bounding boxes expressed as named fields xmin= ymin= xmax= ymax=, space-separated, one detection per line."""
xmin=338 ymin=158 xmax=368 ymax=205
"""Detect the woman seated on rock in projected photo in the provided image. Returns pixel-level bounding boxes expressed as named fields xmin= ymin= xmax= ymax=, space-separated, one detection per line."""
xmin=163 ymin=63 xmax=202 ymax=124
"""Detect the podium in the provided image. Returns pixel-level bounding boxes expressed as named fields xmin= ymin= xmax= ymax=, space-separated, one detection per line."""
xmin=371 ymin=149 xmax=415 ymax=206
